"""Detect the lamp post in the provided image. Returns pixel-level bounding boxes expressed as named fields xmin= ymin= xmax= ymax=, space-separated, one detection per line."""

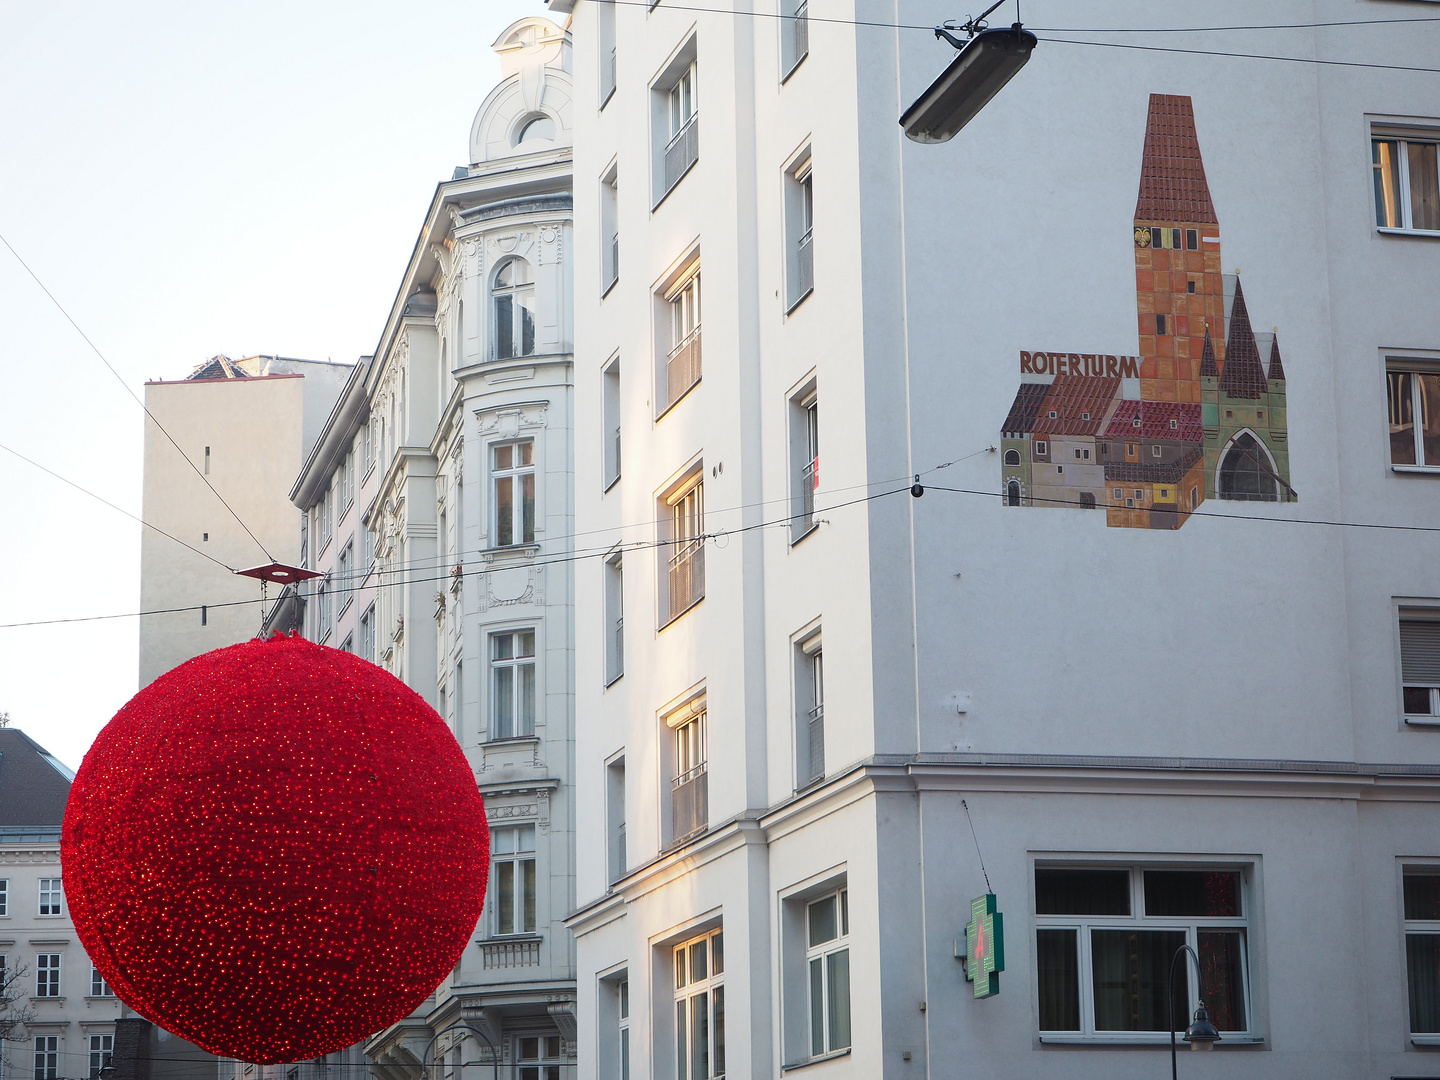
xmin=419 ymin=1022 xmax=500 ymax=1080
xmin=1166 ymin=944 xmax=1221 ymax=1078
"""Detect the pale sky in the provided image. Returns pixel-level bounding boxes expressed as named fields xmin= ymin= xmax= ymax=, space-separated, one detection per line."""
xmin=0 ymin=0 xmax=544 ymax=769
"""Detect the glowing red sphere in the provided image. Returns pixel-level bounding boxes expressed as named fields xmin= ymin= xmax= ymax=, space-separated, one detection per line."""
xmin=61 ymin=635 xmax=488 ymax=1064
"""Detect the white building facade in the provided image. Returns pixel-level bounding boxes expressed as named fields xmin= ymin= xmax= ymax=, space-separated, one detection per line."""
xmin=554 ymin=1 xmax=1440 ymax=1078
xmin=280 ymin=18 xmax=580 ymax=1080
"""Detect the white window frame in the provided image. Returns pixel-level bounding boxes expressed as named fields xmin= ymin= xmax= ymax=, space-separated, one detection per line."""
xmin=513 ymin=1034 xmax=564 ymax=1080
xmin=657 ymin=262 xmax=702 ymax=416
xmin=492 ymin=257 xmax=537 ymax=360
xmin=599 ymin=0 xmax=617 ymax=107
xmin=603 ymin=355 xmax=622 ymax=490
xmin=316 ymin=574 xmax=332 ymax=643
xmin=35 ymin=953 xmax=61 ymax=998
xmin=651 ymin=40 xmax=699 ymax=206
xmin=1372 ymin=127 xmax=1440 ymax=234
xmin=780 ymin=0 xmax=809 ymax=79
xmin=605 ymin=550 xmax=625 ymax=685
xmin=805 ymin=888 xmax=851 ymax=1059
xmin=1387 ymin=359 xmax=1440 ymax=471
xmin=659 ymin=471 xmax=705 ymax=626
xmin=489 ymin=628 xmax=537 ymax=740
xmin=491 ymin=439 xmax=537 ymax=548
xmin=360 ymin=602 xmax=376 ymax=663
xmin=1033 ymin=863 xmax=1252 ymax=1042
xmin=37 ymin=878 xmax=62 ymax=917
xmin=33 ymin=1036 xmax=58 ymax=1080
xmin=795 ymin=629 xmax=824 ymax=788
xmin=619 ymin=975 xmax=631 ymax=1080
xmin=337 ymin=539 xmax=353 ymax=617
xmin=673 ymin=927 xmax=725 ymax=1080
xmin=492 ymin=824 xmax=537 ymax=937
xmin=606 ymin=754 xmax=627 ymax=883
xmin=1399 ymin=607 xmax=1440 ymax=724
xmin=601 ymin=164 xmax=620 ymax=296
xmin=0 ymin=878 xmax=8 ymax=916
xmin=88 ymin=1034 xmax=113 ymax=1080
xmin=789 ymin=378 xmax=819 ymax=543
xmin=667 ymin=701 xmax=708 ymax=846
xmin=90 ymin=964 xmax=112 ymax=998
xmin=784 ymin=150 xmax=814 ymax=311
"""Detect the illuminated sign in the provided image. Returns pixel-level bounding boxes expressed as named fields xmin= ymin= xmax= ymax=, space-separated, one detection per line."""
xmin=964 ymin=893 xmax=1004 ymax=998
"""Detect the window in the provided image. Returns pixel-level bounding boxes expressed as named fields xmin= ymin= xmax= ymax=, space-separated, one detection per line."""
xmin=360 ymin=603 xmax=376 ymax=663
xmin=661 ymin=265 xmax=702 ymax=413
xmin=790 ymin=387 xmax=819 ymax=540
xmin=34 ymin=1037 xmax=57 ymax=1080
xmin=492 ymin=440 xmax=536 ymax=547
xmin=338 ymin=454 xmax=352 ymax=520
xmin=796 ymin=631 xmax=824 ymax=787
xmin=1155 ymin=313 xmax=1168 ymax=336
xmin=1217 ymin=433 xmax=1278 ymax=501
xmin=784 ymin=154 xmax=814 ymax=310
xmin=619 ymin=977 xmax=631 ymax=1080
xmin=1405 ymin=871 xmax=1440 ymax=1032
xmin=0 ymin=878 xmax=7 ymax=916
xmin=1034 ymin=865 xmax=1249 ymax=1038
xmin=781 ymin=0 xmax=809 ymax=77
xmin=490 ymin=629 xmax=536 ymax=739
xmin=516 ymin=114 xmax=555 ymax=145
xmin=1400 ymin=610 xmax=1440 ymax=721
xmin=316 ymin=490 xmax=332 ymax=555
xmin=38 ymin=879 xmax=62 ymax=916
xmin=657 ymin=59 xmax=699 ymax=201
xmin=492 ymin=258 xmax=536 ymax=359
xmin=1373 ymin=134 xmax=1440 ymax=232
xmin=337 ymin=540 xmax=353 ymax=615
xmin=603 ymin=356 xmax=622 ymax=489
xmin=362 ymin=518 xmax=375 ymax=575
xmin=607 ymin=756 xmax=627 ymax=883
xmin=806 ymin=889 xmax=851 ymax=1058
xmin=1004 ymin=448 xmax=1020 ymax=466
xmin=514 ymin=1035 xmax=564 ymax=1080
xmin=35 ymin=953 xmax=60 ymax=997
xmin=661 ymin=475 xmax=705 ymax=625
xmin=605 ymin=552 xmax=624 ymax=685
xmin=669 ymin=704 xmax=708 ymax=844
xmin=90 ymin=964 xmax=112 ymax=997
xmin=1388 ymin=366 xmax=1440 ymax=468
xmin=1007 ymin=479 xmax=1021 ymax=506
xmin=602 ymin=165 xmax=620 ymax=294
xmin=674 ymin=929 xmax=725 ymax=1080
xmin=364 ymin=416 xmax=376 ymax=475
xmin=316 ymin=575 xmax=332 ymax=642
xmin=492 ymin=825 xmax=537 ymax=936
xmin=88 ymin=1035 xmax=113 ymax=1080
xmin=599 ymin=0 xmax=617 ymax=106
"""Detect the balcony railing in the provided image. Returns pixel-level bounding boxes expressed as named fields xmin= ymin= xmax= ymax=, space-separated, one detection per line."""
xmin=480 ymin=936 xmax=541 ymax=969
xmin=611 ymin=821 xmax=627 ymax=883
xmin=671 ymin=764 xmax=708 ymax=843
xmin=603 ymin=46 xmax=617 ymax=102
xmin=666 ymin=328 xmax=702 ymax=409
xmin=667 ymin=540 xmax=705 ymax=622
xmin=663 ymin=113 xmax=700 ymax=197
xmin=794 ymin=456 xmax=817 ymax=539
xmin=607 ymin=615 xmax=624 ymax=685
xmin=796 ymin=228 xmax=814 ymax=301
xmin=790 ymin=0 xmax=810 ymax=73
xmin=806 ymin=703 xmax=825 ymax=785
xmin=606 ymin=231 xmax=619 ymax=292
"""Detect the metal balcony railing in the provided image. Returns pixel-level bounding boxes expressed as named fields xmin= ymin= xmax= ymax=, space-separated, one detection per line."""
xmin=604 ymin=46 xmax=617 ymax=101
xmin=606 ymin=231 xmax=619 ymax=291
xmin=663 ymin=113 xmax=700 ymax=196
xmin=611 ymin=821 xmax=627 ymax=883
xmin=667 ymin=540 xmax=705 ymax=622
xmin=607 ymin=615 xmax=624 ymax=684
xmin=806 ymin=703 xmax=825 ymax=785
xmin=791 ymin=0 xmax=810 ymax=70
xmin=671 ymin=765 xmax=708 ymax=842
xmin=666 ymin=328 xmax=702 ymax=409
xmin=795 ymin=456 xmax=817 ymax=538
xmin=796 ymin=228 xmax=814 ymax=300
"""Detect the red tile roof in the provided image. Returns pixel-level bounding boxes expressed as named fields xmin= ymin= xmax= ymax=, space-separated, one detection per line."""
xmin=1102 ymin=399 xmax=1204 ymax=442
xmin=1219 ymin=278 xmax=1268 ymax=399
xmin=1104 ymin=447 xmax=1205 ymax=484
xmin=1267 ymin=335 xmax=1286 ymax=382
xmin=1031 ymin=375 xmax=1122 ymax=437
xmin=1134 ymin=94 xmax=1218 ymax=225
xmin=1199 ymin=330 xmax=1219 ymax=379
xmin=1002 ymin=382 xmax=1051 ymax=437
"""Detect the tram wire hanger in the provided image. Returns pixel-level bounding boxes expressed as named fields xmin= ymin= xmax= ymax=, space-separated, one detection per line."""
xmin=901 ymin=0 xmax=1037 ymax=143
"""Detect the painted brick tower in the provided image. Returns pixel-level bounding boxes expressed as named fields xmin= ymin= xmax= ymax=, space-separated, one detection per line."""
xmin=1133 ymin=94 xmax=1226 ymax=405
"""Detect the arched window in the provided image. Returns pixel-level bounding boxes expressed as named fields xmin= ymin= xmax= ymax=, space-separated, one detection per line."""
xmin=1004 ymin=448 xmax=1020 ymax=466
xmin=1218 ymin=433 xmax=1277 ymax=502
xmin=517 ymin=114 xmax=556 ymax=145
xmin=1006 ymin=480 xmax=1021 ymax=507
xmin=493 ymin=259 xmax=536 ymax=360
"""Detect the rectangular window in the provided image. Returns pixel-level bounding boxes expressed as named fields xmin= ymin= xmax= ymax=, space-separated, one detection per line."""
xmin=1400 ymin=610 xmax=1440 ymax=721
xmin=360 ymin=603 xmax=376 ymax=663
xmin=1388 ymin=366 xmax=1440 ymax=468
xmin=795 ymin=629 xmax=824 ymax=787
xmin=492 ymin=440 xmax=536 ymax=547
xmin=669 ymin=706 xmax=708 ymax=844
xmin=364 ymin=417 xmax=376 ymax=474
xmin=807 ymin=889 xmax=851 ymax=1057
xmin=657 ymin=60 xmax=699 ymax=201
xmin=492 ymin=825 xmax=537 ymax=936
xmin=88 ymin=1034 xmax=113 ymax=1080
xmin=790 ymin=390 xmax=819 ymax=541
xmin=660 ymin=266 xmax=702 ymax=413
xmin=0 ymin=878 xmax=7 ymax=916
xmin=602 ymin=166 xmax=620 ymax=294
xmin=782 ymin=0 xmax=809 ymax=77
xmin=338 ymin=454 xmax=353 ymax=519
xmin=38 ymin=879 xmax=62 ymax=916
xmin=90 ymin=964 xmax=112 ymax=997
xmin=490 ymin=629 xmax=537 ymax=739
xmin=605 ymin=552 xmax=625 ymax=685
xmin=514 ymin=1035 xmax=563 ymax=1080
xmin=1034 ymin=865 xmax=1250 ymax=1038
xmin=607 ymin=756 xmax=627 ymax=883
xmin=674 ymin=929 xmax=725 ymax=1079
xmin=603 ymin=357 xmax=622 ymax=489
xmin=784 ymin=154 xmax=814 ymax=309
xmin=661 ymin=476 xmax=705 ymax=625
xmin=35 ymin=954 xmax=60 ymax=997
xmin=316 ymin=575 xmax=332 ymax=642
xmin=34 ymin=1037 xmax=57 ymax=1080
xmin=619 ymin=977 xmax=631 ymax=1080
xmin=1406 ymin=871 xmax=1440 ymax=1033
xmin=1374 ymin=135 xmax=1440 ymax=232
xmin=599 ymin=0 xmax=617 ymax=106
xmin=337 ymin=540 xmax=353 ymax=615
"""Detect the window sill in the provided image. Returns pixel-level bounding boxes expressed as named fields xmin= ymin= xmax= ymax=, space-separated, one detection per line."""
xmin=30 ymin=997 xmax=65 ymax=1004
xmin=338 ymin=597 xmax=353 ymax=619
xmin=1038 ymin=1035 xmax=1264 ymax=1047
xmin=785 ymin=285 xmax=814 ymax=315
xmin=603 ymin=473 xmax=621 ymax=494
xmin=655 ymin=377 xmax=701 ymax=422
xmin=1411 ymin=1034 xmax=1440 ymax=1046
xmin=780 ymin=50 xmax=809 ymax=85
xmin=482 ymin=543 xmax=541 ymax=562
xmin=84 ymin=995 xmax=116 ymax=1002
xmin=484 ymin=932 xmax=543 ymax=943
xmin=652 ymin=156 xmax=698 ymax=213
xmin=481 ymin=735 xmax=540 ymax=748
xmin=790 ymin=522 xmax=819 ymax=547
xmin=602 ymin=274 xmax=619 ymax=300
xmin=1405 ymin=715 xmax=1440 ymax=727
xmin=605 ymin=671 xmax=624 ymax=688
xmin=1378 ymin=226 xmax=1440 ymax=239
xmin=782 ymin=1048 xmax=850 ymax=1071
xmin=600 ymin=84 xmax=616 ymax=111
xmin=659 ymin=594 xmax=704 ymax=631
xmin=1392 ymin=465 xmax=1440 ymax=474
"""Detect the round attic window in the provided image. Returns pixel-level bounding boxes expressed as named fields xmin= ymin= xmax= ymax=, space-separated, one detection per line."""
xmin=516 ymin=114 xmax=555 ymax=145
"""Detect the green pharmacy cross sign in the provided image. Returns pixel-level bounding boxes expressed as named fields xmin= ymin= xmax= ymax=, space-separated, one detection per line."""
xmin=964 ymin=893 xmax=1004 ymax=998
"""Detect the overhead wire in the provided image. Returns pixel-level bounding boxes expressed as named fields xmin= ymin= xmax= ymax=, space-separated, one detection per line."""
xmin=0 ymin=231 xmax=276 ymax=564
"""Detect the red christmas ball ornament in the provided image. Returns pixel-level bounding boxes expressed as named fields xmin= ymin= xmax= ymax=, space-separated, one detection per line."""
xmin=61 ymin=635 xmax=488 ymax=1064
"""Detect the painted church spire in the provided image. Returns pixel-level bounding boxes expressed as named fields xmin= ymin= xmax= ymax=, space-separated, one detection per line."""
xmin=1219 ymin=278 xmax=1268 ymax=399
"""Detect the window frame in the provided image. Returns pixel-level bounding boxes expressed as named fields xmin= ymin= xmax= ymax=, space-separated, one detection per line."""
xmin=783 ymin=149 xmax=814 ymax=312
xmin=1032 ymin=862 xmax=1254 ymax=1043
xmin=491 ymin=823 xmax=538 ymax=937
xmin=34 ymin=1036 xmax=58 ymax=1080
xmin=605 ymin=550 xmax=625 ymax=686
xmin=1398 ymin=606 xmax=1440 ymax=725
xmin=488 ymin=627 xmax=538 ymax=740
xmin=672 ymin=927 xmax=725 ymax=1080
xmin=359 ymin=602 xmax=376 ymax=663
xmin=794 ymin=626 xmax=823 ymax=789
xmin=35 ymin=953 xmax=61 ymax=998
xmin=491 ymin=257 xmax=537 ymax=361
xmin=603 ymin=354 xmax=623 ymax=490
xmin=88 ymin=1034 xmax=114 ymax=1080
xmin=0 ymin=877 xmax=7 ymax=916
xmin=1387 ymin=358 xmax=1440 ymax=472
xmin=780 ymin=0 xmax=810 ymax=80
xmin=659 ymin=468 xmax=705 ymax=627
xmin=651 ymin=39 xmax=700 ymax=207
xmin=90 ymin=963 xmax=112 ymax=998
xmin=1372 ymin=126 xmax=1440 ymax=235
xmin=805 ymin=888 xmax=851 ymax=1059
xmin=37 ymin=878 xmax=62 ymax=917
xmin=490 ymin=438 xmax=538 ymax=549
xmin=513 ymin=1033 xmax=564 ymax=1080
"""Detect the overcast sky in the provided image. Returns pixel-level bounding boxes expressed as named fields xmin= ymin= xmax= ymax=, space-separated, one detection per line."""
xmin=0 ymin=0 xmax=543 ymax=769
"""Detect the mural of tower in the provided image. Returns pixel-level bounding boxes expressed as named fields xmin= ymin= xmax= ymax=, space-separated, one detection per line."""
xmin=1133 ymin=94 xmax=1227 ymax=405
